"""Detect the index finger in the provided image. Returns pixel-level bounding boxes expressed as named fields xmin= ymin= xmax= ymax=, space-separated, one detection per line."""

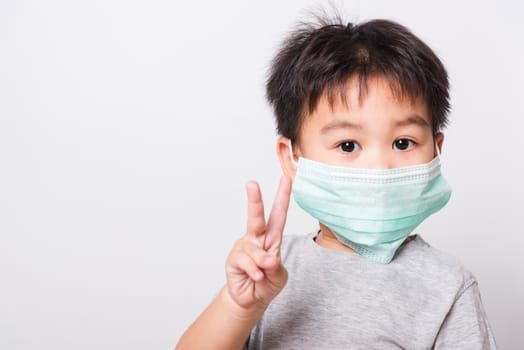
xmin=245 ymin=181 xmax=266 ymax=242
xmin=264 ymin=176 xmax=292 ymax=255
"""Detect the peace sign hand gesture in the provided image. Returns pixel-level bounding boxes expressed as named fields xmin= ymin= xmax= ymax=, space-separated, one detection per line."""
xmin=225 ymin=176 xmax=292 ymax=312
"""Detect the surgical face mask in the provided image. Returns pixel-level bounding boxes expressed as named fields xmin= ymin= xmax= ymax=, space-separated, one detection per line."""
xmin=289 ymin=140 xmax=452 ymax=264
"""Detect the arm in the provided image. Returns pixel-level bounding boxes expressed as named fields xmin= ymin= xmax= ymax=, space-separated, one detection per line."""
xmin=175 ymin=287 xmax=264 ymax=350
xmin=176 ymin=176 xmax=291 ymax=350
xmin=434 ymin=279 xmax=498 ymax=349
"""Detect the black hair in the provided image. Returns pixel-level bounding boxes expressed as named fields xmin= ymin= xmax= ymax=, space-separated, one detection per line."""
xmin=266 ymin=15 xmax=450 ymax=143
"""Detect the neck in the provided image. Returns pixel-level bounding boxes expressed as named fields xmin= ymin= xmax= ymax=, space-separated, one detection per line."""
xmin=315 ymin=223 xmax=357 ymax=253
xmin=315 ymin=223 xmax=416 ymax=253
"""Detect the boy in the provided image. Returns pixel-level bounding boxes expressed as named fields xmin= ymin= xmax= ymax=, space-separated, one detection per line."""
xmin=176 ymin=15 xmax=497 ymax=349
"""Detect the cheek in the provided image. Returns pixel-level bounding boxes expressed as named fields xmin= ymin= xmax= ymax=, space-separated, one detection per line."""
xmin=391 ymin=142 xmax=435 ymax=167
xmin=297 ymin=133 xmax=330 ymax=160
xmin=411 ymin=143 xmax=436 ymax=164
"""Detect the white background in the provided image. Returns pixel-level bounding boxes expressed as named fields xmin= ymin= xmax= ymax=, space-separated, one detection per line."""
xmin=1 ymin=1 xmax=522 ymax=349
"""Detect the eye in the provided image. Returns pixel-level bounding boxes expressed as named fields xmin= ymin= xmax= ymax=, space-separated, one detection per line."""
xmin=393 ymin=138 xmax=416 ymax=151
xmin=338 ymin=141 xmax=361 ymax=153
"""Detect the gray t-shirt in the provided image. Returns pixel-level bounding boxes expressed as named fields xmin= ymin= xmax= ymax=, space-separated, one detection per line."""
xmin=245 ymin=231 xmax=497 ymax=349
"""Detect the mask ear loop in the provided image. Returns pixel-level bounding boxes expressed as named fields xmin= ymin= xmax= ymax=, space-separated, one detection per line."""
xmin=288 ymin=139 xmax=299 ymax=166
xmin=435 ymin=140 xmax=441 ymax=157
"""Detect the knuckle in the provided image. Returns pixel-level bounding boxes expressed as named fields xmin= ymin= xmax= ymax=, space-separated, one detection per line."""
xmin=227 ymin=239 xmax=246 ymax=262
xmin=247 ymin=220 xmax=265 ymax=234
xmin=233 ymin=237 xmax=248 ymax=251
xmin=233 ymin=237 xmax=243 ymax=248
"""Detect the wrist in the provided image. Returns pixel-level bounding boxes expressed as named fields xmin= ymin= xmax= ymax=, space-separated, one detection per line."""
xmin=220 ymin=286 xmax=267 ymax=322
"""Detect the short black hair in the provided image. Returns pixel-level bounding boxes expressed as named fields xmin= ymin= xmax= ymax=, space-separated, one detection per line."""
xmin=266 ymin=15 xmax=450 ymax=143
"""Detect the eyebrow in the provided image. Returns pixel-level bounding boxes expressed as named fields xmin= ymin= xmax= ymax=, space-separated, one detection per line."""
xmin=319 ymin=114 xmax=430 ymax=134
xmin=395 ymin=115 xmax=431 ymax=128
xmin=320 ymin=120 xmax=362 ymax=134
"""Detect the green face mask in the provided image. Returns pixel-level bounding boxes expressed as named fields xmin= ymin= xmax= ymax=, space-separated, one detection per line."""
xmin=289 ymin=140 xmax=452 ymax=264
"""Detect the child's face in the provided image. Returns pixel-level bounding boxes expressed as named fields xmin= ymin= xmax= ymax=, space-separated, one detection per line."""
xmin=280 ymin=75 xmax=443 ymax=174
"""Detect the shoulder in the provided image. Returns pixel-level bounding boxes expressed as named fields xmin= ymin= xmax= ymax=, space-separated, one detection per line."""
xmin=395 ymin=235 xmax=477 ymax=296
xmin=409 ymin=237 xmax=500 ymax=348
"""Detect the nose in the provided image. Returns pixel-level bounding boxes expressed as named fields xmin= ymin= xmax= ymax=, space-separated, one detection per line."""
xmin=360 ymin=148 xmax=395 ymax=169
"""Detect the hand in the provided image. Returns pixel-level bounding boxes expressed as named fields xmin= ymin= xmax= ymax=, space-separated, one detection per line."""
xmin=225 ymin=176 xmax=292 ymax=311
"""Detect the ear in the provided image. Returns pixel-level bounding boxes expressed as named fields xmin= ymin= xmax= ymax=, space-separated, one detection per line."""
xmin=435 ymin=132 xmax=445 ymax=156
xmin=276 ymin=137 xmax=299 ymax=181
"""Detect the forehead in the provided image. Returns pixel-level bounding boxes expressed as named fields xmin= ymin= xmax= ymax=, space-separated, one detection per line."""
xmin=299 ymin=75 xmax=431 ymax=135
